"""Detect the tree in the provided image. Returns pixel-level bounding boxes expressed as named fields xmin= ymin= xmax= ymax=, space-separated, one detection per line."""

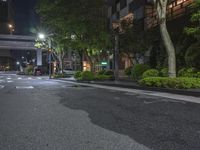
xmin=153 ymin=0 xmax=177 ymax=77
xmin=120 ymin=20 xmax=155 ymax=65
xmin=184 ymin=0 xmax=200 ymax=69
xmin=36 ymin=0 xmax=111 ymax=72
xmin=35 ymin=34 xmax=68 ymax=74
xmin=185 ymin=0 xmax=200 ymax=40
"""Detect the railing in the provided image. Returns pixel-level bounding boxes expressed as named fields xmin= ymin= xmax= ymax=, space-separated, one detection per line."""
xmin=0 ymin=34 xmax=36 ymax=50
xmin=144 ymin=0 xmax=194 ymax=29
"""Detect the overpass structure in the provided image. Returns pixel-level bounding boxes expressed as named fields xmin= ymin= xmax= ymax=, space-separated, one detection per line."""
xmin=0 ymin=34 xmax=42 ymax=66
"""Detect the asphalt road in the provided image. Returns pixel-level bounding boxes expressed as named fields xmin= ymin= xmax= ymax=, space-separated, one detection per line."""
xmin=0 ymin=73 xmax=200 ymax=150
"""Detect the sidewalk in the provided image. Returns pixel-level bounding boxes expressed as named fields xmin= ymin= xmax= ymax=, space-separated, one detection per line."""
xmin=60 ymin=77 xmax=200 ymax=97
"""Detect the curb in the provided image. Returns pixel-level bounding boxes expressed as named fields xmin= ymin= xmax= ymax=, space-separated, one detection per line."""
xmin=58 ymin=79 xmax=200 ymax=98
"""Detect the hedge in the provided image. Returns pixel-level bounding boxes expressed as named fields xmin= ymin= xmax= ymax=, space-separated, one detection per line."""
xmin=139 ymin=77 xmax=200 ymax=89
xmin=81 ymin=71 xmax=95 ymax=81
xmin=95 ymin=74 xmax=113 ymax=81
xmin=74 ymin=71 xmax=82 ymax=79
xmin=142 ymin=69 xmax=159 ymax=79
xmin=131 ymin=64 xmax=150 ymax=80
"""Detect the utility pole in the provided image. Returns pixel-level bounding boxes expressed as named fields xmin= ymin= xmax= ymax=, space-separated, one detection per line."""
xmin=112 ymin=20 xmax=121 ymax=82
xmin=114 ymin=33 xmax=119 ymax=81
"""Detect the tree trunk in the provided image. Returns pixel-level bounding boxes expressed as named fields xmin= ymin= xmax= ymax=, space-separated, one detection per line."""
xmin=86 ymin=53 xmax=94 ymax=72
xmin=58 ymin=54 xmax=63 ymax=74
xmin=159 ymin=21 xmax=176 ymax=77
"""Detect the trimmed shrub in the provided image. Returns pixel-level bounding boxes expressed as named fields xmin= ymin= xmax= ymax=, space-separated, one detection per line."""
xmin=24 ymin=65 xmax=34 ymax=75
xmin=196 ymin=72 xmax=200 ymax=78
xmin=95 ymin=75 xmax=111 ymax=81
xmin=124 ymin=66 xmax=133 ymax=76
xmin=142 ymin=69 xmax=159 ymax=79
xmin=74 ymin=71 xmax=82 ymax=79
xmin=178 ymin=68 xmax=197 ymax=77
xmin=97 ymin=70 xmax=106 ymax=75
xmin=104 ymin=70 xmax=114 ymax=76
xmin=131 ymin=64 xmax=150 ymax=80
xmin=81 ymin=71 xmax=94 ymax=81
xmin=139 ymin=77 xmax=200 ymax=89
xmin=160 ymin=68 xmax=168 ymax=77
xmin=53 ymin=73 xmax=70 ymax=79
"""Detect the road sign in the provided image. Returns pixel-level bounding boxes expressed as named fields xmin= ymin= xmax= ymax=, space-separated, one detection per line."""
xmin=101 ymin=61 xmax=108 ymax=66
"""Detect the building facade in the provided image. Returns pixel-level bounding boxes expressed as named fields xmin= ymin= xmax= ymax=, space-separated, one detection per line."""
xmin=107 ymin=0 xmax=194 ymax=73
xmin=0 ymin=0 xmax=15 ymax=71
xmin=0 ymin=0 xmax=14 ymax=34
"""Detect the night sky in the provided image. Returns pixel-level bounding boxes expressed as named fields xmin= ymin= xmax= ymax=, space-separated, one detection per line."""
xmin=13 ymin=0 xmax=39 ymax=35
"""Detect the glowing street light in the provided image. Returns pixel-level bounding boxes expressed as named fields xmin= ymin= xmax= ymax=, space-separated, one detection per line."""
xmin=8 ymin=24 xmax=14 ymax=35
xmin=8 ymin=24 xmax=13 ymax=28
xmin=38 ymin=32 xmax=52 ymax=79
xmin=38 ymin=33 xmax=45 ymax=40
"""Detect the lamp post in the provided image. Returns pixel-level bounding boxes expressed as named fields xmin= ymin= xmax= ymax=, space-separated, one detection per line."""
xmin=38 ymin=33 xmax=52 ymax=79
xmin=112 ymin=21 xmax=121 ymax=82
xmin=47 ymin=39 xmax=52 ymax=79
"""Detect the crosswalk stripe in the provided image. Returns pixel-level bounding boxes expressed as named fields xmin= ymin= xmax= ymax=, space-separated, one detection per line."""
xmin=0 ymin=85 xmax=5 ymax=89
xmin=0 ymin=80 xmax=4 ymax=83
xmin=16 ymin=86 xmax=34 ymax=89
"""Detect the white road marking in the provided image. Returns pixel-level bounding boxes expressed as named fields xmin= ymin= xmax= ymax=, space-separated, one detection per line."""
xmin=7 ymin=80 xmax=13 ymax=83
xmin=37 ymin=77 xmax=42 ymax=80
xmin=0 ymin=80 xmax=5 ymax=83
xmin=0 ymin=85 xmax=5 ymax=89
xmin=18 ymin=77 xmax=22 ymax=80
xmin=7 ymin=78 xmax=11 ymax=80
xmin=28 ymin=77 xmax=32 ymax=80
xmin=16 ymin=86 xmax=34 ymax=89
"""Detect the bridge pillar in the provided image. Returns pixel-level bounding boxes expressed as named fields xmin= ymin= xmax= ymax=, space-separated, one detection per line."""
xmin=36 ymin=49 xmax=42 ymax=66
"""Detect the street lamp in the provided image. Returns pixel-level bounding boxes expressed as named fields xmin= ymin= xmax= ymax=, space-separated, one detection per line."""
xmin=112 ymin=20 xmax=121 ymax=82
xmin=8 ymin=24 xmax=14 ymax=35
xmin=38 ymin=33 xmax=45 ymax=39
xmin=38 ymin=33 xmax=52 ymax=79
